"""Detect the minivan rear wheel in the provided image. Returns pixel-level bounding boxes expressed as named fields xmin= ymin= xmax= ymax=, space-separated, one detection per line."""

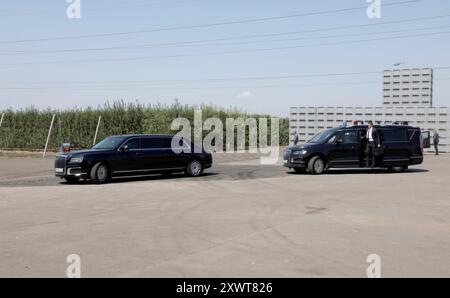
xmin=308 ymin=156 xmax=326 ymax=175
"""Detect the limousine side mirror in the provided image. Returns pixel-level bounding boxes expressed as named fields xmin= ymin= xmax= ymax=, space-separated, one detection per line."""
xmin=336 ymin=138 xmax=343 ymax=144
xmin=120 ymin=145 xmax=129 ymax=152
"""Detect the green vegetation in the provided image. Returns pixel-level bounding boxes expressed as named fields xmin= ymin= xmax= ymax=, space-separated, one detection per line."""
xmin=0 ymin=101 xmax=289 ymax=151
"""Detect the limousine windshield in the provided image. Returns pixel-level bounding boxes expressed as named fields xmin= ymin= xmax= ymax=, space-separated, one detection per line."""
xmin=92 ymin=136 xmax=127 ymax=150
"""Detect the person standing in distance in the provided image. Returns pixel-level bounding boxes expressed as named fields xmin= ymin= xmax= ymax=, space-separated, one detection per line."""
xmin=293 ymin=131 xmax=300 ymax=145
xmin=433 ymin=129 xmax=440 ymax=155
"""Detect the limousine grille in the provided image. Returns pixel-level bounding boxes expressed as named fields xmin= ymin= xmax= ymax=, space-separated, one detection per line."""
xmin=54 ymin=155 xmax=67 ymax=171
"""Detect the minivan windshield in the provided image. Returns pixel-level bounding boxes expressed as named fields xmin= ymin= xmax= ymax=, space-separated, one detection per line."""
xmin=92 ymin=136 xmax=126 ymax=150
xmin=307 ymin=129 xmax=336 ymax=144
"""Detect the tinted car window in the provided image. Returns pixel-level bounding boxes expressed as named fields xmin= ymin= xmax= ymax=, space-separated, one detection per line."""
xmin=341 ymin=130 xmax=358 ymax=144
xmin=166 ymin=137 xmax=191 ymax=151
xmin=327 ymin=134 xmax=338 ymax=144
xmin=164 ymin=138 xmax=175 ymax=149
xmin=169 ymin=137 xmax=190 ymax=148
xmin=358 ymin=130 xmax=367 ymax=139
xmin=123 ymin=138 xmax=140 ymax=150
xmin=407 ymin=129 xmax=418 ymax=140
xmin=308 ymin=128 xmax=336 ymax=143
xmin=142 ymin=138 xmax=165 ymax=149
xmin=382 ymin=129 xmax=407 ymax=142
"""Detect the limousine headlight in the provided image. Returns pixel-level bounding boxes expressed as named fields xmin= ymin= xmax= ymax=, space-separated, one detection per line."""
xmin=69 ymin=157 xmax=83 ymax=164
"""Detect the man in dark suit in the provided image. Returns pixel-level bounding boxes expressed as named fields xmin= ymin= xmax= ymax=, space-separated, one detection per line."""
xmin=364 ymin=121 xmax=381 ymax=168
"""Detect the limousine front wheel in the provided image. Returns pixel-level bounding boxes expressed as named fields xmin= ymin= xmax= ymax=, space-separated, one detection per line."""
xmin=186 ymin=160 xmax=203 ymax=177
xmin=91 ymin=162 xmax=109 ymax=184
xmin=308 ymin=156 xmax=325 ymax=175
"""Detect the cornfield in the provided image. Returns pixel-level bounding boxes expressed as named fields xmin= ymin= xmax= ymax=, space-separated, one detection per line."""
xmin=0 ymin=101 xmax=289 ymax=151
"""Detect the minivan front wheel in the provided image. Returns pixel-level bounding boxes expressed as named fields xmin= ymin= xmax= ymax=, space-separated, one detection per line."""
xmin=186 ymin=160 xmax=203 ymax=177
xmin=91 ymin=162 xmax=109 ymax=184
xmin=308 ymin=156 xmax=326 ymax=175
xmin=389 ymin=166 xmax=406 ymax=173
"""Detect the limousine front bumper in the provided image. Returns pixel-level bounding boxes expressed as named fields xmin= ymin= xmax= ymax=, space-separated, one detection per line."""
xmin=54 ymin=155 xmax=89 ymax=178
xmin=55 ymin=166 xmax=88 ymax=177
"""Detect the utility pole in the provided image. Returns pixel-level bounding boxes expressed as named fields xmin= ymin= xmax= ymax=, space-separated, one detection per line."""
xmin=43 ymin=114 xmax=56 ymax=158
xmin=93 ymin=116 xmax=102 ymax=146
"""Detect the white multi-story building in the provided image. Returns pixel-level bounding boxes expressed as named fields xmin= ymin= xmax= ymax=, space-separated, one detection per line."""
xmin=289 ymin=68 xmax=449 ymax=152
xmin=383 ymin=68 xmax=433 ymax=107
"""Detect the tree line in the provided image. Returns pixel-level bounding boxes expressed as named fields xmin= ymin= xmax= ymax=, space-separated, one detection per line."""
xmin=0 ymin=100 xmax=289 ymax=151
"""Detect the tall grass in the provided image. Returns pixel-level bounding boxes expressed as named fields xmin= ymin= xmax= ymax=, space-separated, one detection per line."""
xmin=0 ymin=100 xmax=289 ymax=151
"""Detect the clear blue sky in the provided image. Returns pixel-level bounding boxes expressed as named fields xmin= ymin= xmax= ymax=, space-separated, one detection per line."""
xmin=1 ymin=0 xmax=450 ymax=116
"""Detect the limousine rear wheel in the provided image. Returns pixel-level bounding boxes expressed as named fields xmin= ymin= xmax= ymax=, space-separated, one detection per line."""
xmin=308 ymin=156 xmax=325 ymax=175
xmin=186 ymin=160 xmax=203 ymax=177
xmin=91 ymin=162 xmax=108 ymax=184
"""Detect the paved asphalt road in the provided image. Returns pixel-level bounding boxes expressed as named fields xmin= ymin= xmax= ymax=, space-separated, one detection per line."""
xmin=0 ymin=154 xmax=449 ymax=277
xmin=0 ymin=158 xmax=288 ymax=187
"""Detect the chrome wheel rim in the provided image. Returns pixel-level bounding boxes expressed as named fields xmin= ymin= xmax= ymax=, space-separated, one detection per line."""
xmin=97 ymin=165 xmax=107 ymax=181
xmin=190 ymin=161 xmax=202 ymax=176
xmin=314 ymin=159 xmax=324 ymax=173
xmin=392 ymin=166 xmax=403 ymax=172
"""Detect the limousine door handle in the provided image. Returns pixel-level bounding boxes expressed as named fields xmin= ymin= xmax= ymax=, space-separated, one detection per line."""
xmin=135 ymin=152 xmax=144 ymax=156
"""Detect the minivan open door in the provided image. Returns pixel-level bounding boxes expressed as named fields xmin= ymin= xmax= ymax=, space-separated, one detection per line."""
xmin=422 ymin=130 xmax=431 ymax=149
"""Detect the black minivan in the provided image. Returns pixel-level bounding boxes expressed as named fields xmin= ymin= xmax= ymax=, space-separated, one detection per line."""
xmin=284 ymin=125 xmax=423 ymax=174
xmin=55 ymin=135 xmax=212 ymax=183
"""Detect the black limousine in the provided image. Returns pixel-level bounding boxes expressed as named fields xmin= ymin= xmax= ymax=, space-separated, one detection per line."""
xmin=284 ymin=125 xmax=424 ymax=174
xmin=55 ymin=135 xmax=212 ymax=183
